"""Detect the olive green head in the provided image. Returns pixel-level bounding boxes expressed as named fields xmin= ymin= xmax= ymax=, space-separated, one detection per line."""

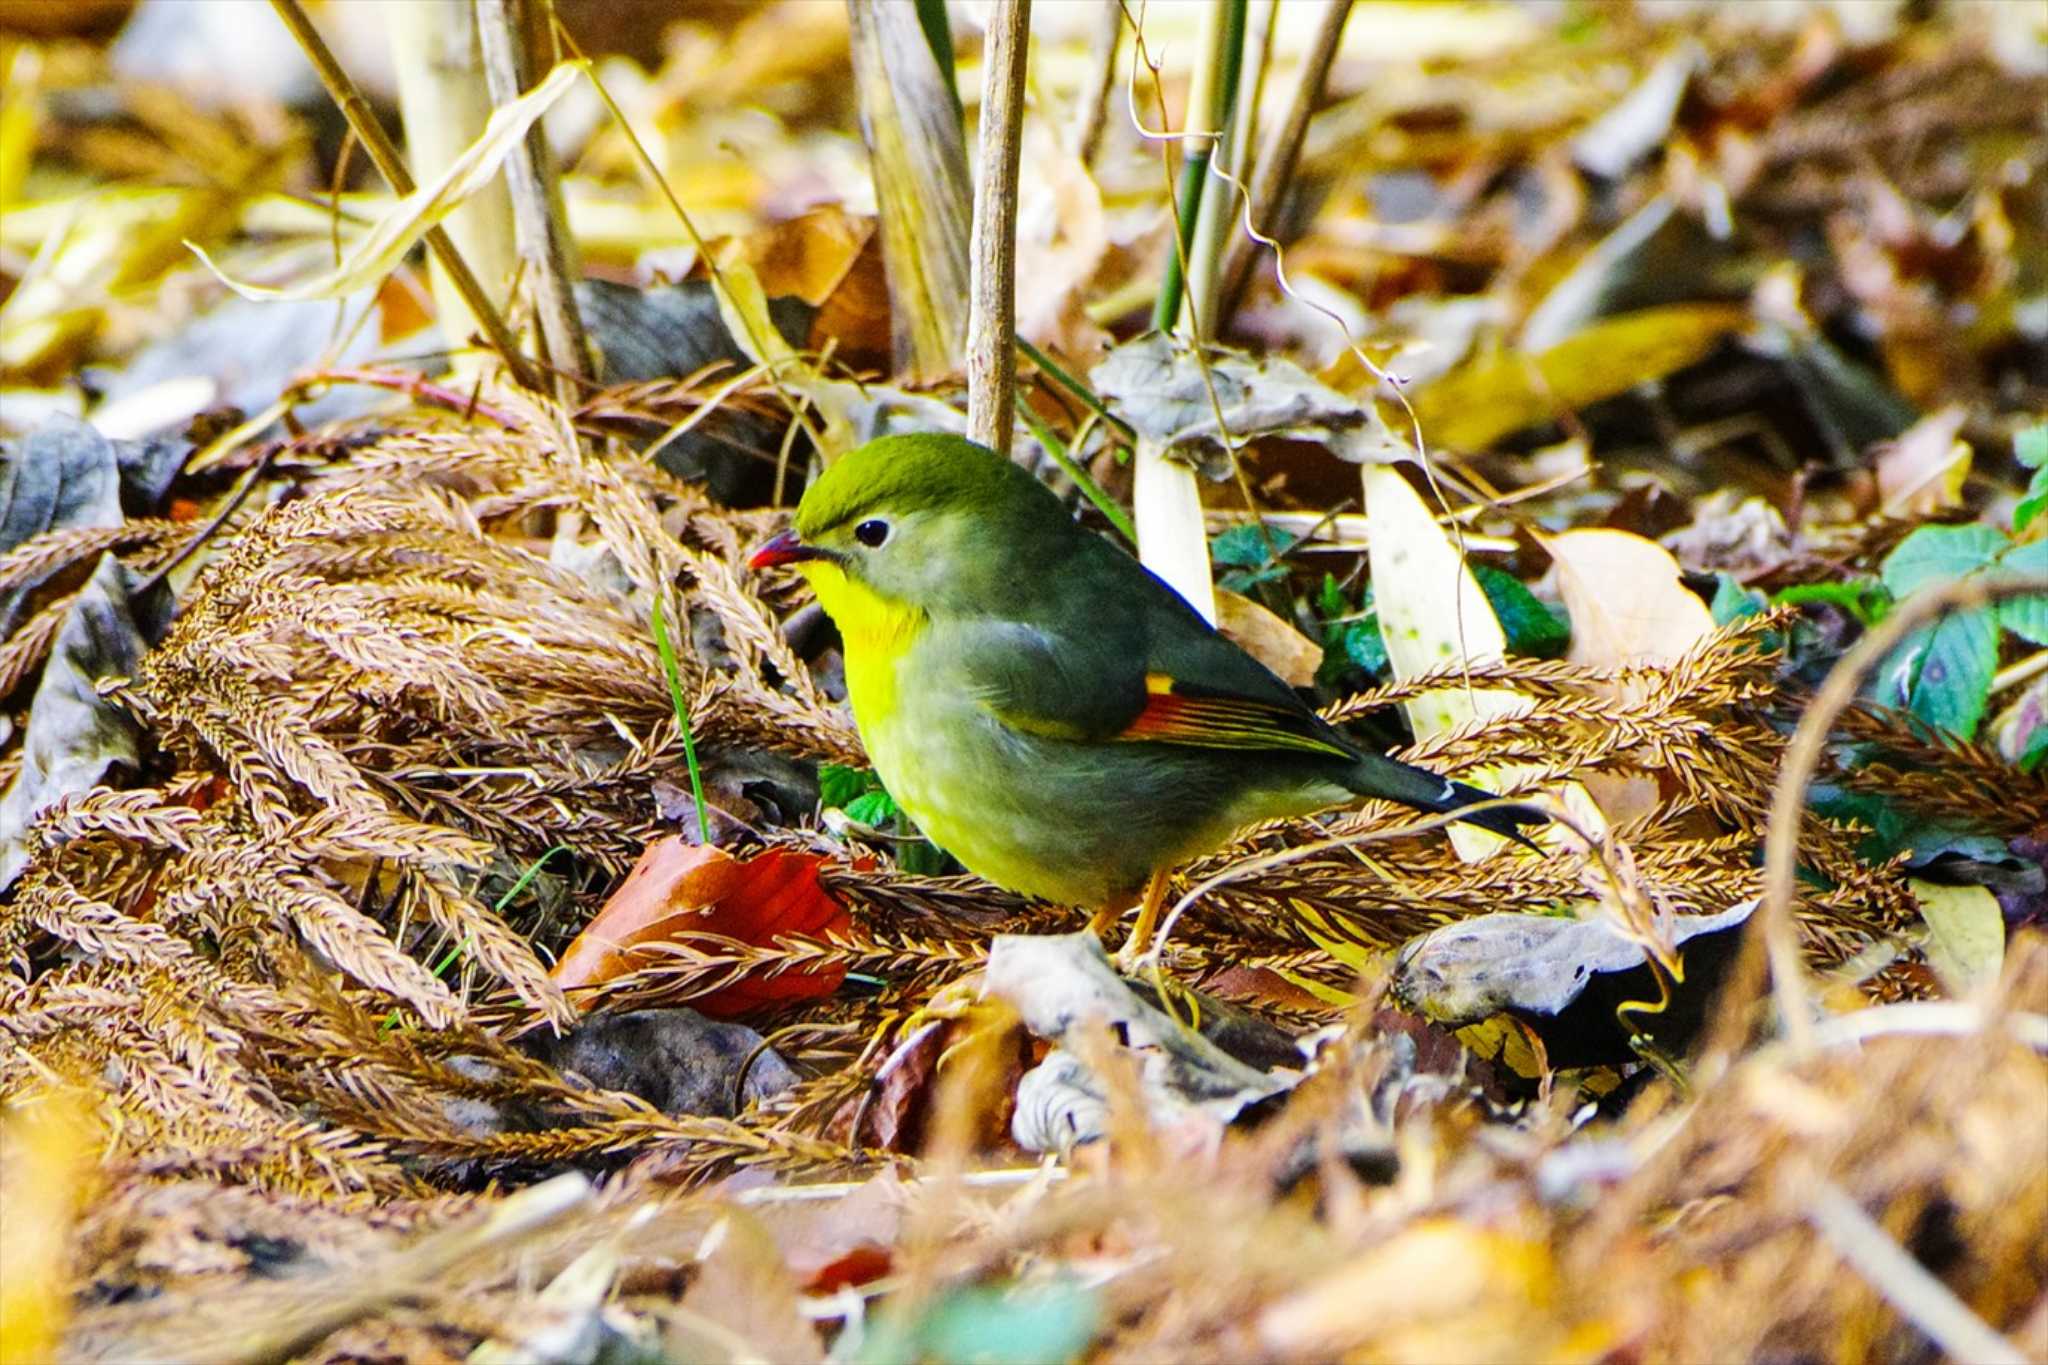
xmin=752 ymin=434 xmax=1073 ymax=612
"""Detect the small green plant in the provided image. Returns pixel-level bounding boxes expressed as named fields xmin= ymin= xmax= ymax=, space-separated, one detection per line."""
xmin=651 ymin=594 xmax=711 ymax=844
xmin=818 ymin=764 xmax=951 ymax=875
xmin=1871 ymin=520 xmax=2046 ymax=741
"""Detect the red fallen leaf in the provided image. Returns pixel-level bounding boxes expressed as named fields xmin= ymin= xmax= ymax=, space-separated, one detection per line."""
xmin=798 ymin=1242 xmax=894 ymax=1294
xmin=551 ymin=837 xmax=850 ymax=1017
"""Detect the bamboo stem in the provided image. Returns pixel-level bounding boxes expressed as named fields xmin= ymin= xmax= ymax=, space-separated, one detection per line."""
xmin=268 ymin=0 xmax=541 ymax=392
xmin=384 ymin=0 xmax=521 ymax=383
xmin=475 ymin=0 xmax=591 ymax=392
xmin=1219 ymin=0 xmax=1352 ymax=322
xmin=966 ymin=0 xmax=1031 ymax=455
xmin=847 ymin=0 xmax=973 ymax=382
xmin=1184 ymin=0 xmax=1270 ymax=338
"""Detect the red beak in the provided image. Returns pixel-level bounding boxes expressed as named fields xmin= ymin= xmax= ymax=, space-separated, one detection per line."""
xmin=748 ymin=528 xmax=825 ymax=570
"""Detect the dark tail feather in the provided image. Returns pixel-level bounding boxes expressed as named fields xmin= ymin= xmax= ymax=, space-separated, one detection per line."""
xmin=1346 ymin=753 xmax=1549 ymax=852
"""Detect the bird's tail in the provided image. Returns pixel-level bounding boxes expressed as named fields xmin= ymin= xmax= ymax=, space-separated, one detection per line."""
xmin=1344 ymin=753 xmax=1548 ymax=850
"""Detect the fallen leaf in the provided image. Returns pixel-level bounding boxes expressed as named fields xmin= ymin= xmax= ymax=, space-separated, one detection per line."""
xmin=0 ymin=554 xmax=164 ymax=889
xmin=1910 ymin=878 xmax=2005 ymax=997
xmin=1414 ymin=303 xmax=1749 ymax=450
xmin=708 ymin=205 xmax=874 ymax=308
xmin=985 ymin=932 xmax=1287 ymax=1154
xmin=1363 ymin=463 xmax=1604 ymax=857
xmin=524 ymin=1007 xmax=798 ymax=1116
xmin=1216 ymin=588 xmax=1321 ymax=686
xmin=1543 ymin=528 xmax=1716 ymax=669
xmin=676 ymin=1211 xmax=823 ymax=1365
xmin=0 ymin=415 xmax=126 ymax=637
xmin=1391 ymin=901 xmax=1755 ymax=1069
xmin=1874 ymin=406 xmax=1971 ymax=517
xmin=550 ymin=837 xmax=849 ymax=1017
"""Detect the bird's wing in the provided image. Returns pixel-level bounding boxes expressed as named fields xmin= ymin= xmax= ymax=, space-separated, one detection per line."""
xmin=959 ymin=537 xmax=1356 ymax=760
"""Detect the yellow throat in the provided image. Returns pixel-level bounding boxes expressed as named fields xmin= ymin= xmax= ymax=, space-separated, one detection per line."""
xmin=797 ymin=560 xmax=925 ymax=726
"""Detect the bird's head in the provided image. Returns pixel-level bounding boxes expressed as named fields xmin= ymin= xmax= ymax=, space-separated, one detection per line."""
xmin=748 ymin=433 xmax=1068 ymax=616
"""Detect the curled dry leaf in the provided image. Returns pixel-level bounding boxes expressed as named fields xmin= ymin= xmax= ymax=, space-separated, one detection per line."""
xmin=984 ymin=932 xmax=1289 ymax=1154
xmin=1216 ymin=588 xmax=1321 ymax=687
xmin=1392 ymin=901 xmax=1755 ymax=1068
xmin=0 ymin=554 xmax=163 ymax=889
xmin=550 ymin=836 xmax=850 ymax=1017
xmin=1542 ymin=527 xmax=1716 ymax=670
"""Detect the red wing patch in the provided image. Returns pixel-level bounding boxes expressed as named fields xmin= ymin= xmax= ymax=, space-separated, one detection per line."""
xmin=1116 ymin=673 xmax=1353 ymax=757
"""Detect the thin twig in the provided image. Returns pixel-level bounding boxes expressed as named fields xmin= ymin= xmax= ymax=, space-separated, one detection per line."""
xmin=266 ymin=0 xmax=543 ymax=393
xmin=1069 ymin=0 xmax=1123 ymax=166
xmin=475 ymin=0 xmax=592 ymax=393
xmin=966 ymin=0 xmax=1031 ymax=455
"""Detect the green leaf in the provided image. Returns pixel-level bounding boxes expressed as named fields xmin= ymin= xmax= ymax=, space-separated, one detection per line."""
xmin=1877 ymin=608 xmax=1999 ymax=740
xmin=1711 ymin=573 xmax=1766 ymax=624
xmin=1770 ymin=579 xmax=1889 ymax=625
xmin=843 ymin=789 xmax=901 ymax=828
xmin=1473 ymin=564 xmax=1569 ymax=658
xmin=2021 ymin=724 xmax=2048 ymax=774
xmin=2017 ymin=425 xmax=2048 ymax=533
xmin=1997 ymin=538 xmax=2048 ymax=645
xmin=1210 ymin=523 xmax=1297 ymax=569
xmin=890 ymin=1283 xmax=1100 ymax=1365
xmin=817 ymin=763 xmax=877 ymax=810
xmin=2017 ymin=423 xmax=2048 ymax=469
xmin=1880 ymin=523 xmax=2007 ymax=600
xmin=1317 ymin=572 xmax=1348 ymax=621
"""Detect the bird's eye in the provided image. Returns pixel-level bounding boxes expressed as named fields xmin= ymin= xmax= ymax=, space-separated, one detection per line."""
xmin=853 ymin=518 xmax=891 ymax=548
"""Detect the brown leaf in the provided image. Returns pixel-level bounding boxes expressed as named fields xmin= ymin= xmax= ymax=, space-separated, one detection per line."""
xmin=1216 ymin=588 xmax=1321 ymax=687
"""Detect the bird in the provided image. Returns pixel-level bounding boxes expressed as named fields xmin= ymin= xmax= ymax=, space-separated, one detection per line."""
xmin=749 ymin=433 xmax=1542 ymax=959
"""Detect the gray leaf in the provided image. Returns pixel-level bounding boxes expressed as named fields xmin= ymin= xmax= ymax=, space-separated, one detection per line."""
xmin=0 ymin=554 xmax=156 ymax=889
xmin=1391 ymin=901 xmax=1757 ymax=1025
xmin=0 ymin=416 xmax=126 ymax=637
xmin=1091 ymin=333 xmax=1394 ymax=475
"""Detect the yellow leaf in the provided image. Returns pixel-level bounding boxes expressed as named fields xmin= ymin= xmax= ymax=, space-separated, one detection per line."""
xmin=1910 ymin=878 xmax=2005 ymax=996
xmin=1413 ymin=303 xmax=1749 ymax=450
xmin=190 ymin=60 xmax=588 ymax=304
xmin=0 ymin=1085 xmax=97 ymax=1365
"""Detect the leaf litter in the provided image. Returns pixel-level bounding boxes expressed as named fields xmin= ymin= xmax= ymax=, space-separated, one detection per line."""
xmin=1 ymin=3 xmax=2045 ymax=1363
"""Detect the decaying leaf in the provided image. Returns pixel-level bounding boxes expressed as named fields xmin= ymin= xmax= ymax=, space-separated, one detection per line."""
xmin=0 ymin=553 xmax=163 ymax=888
xmin=1414 ymin=304 xmax=1749 ymax=451
xmin=1910 ymin=878 xmax=2005 ymax=996
xmin=1392 ymin=901 xmax=1756 ymax=1068
xmin=984 ymin=932 xmax=1291 ymax=1154
xmin=1093 ymin=332 xmax=1395 ymax=476
xmin=0 ymin=415 xmax=127 ymax=636
xmin=1544 ymin=528 xmax=1717 ymax=670
xmin=550 ymin=837 xmax=851 ymax=1016
xmin=1216 ymin=588 xmax=1321 ymax=687
xmin=525 ymin=1007 xmax=798 ymax=1117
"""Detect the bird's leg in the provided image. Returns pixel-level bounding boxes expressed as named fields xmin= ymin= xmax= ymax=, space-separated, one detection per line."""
xmin=1113 ymin=868 xmax=1174 ymax=972
xmin=1085 ymin=885 xmax=1137 ymax=940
